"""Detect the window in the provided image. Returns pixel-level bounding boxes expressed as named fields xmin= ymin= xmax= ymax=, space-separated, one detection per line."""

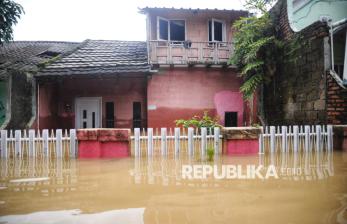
xmin=133 ymin=102 xmax=142 ymax=128
xmin=157 ymin=17 xmax=185 ymax=41
xmin=208 ymin=19 xmax=226 ymax=42
xmin=105 ymin=102 xmax=114 ymax=128
xmin=225 ymin=112 xmax=237 ymax=127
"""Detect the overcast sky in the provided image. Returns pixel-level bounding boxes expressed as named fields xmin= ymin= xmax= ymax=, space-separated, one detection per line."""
xmin=13 ymin=0 xmax=246 ymax=42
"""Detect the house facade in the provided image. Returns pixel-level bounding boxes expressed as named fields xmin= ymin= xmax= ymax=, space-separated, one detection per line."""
xmin=0 ymin=8 xmax=256 ymax=130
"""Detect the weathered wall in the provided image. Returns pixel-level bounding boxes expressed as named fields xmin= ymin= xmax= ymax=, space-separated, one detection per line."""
xmin=6 ymin=71 xmax=33 ymax=129
xmin=147 ymin=68 xmax=246 ymax=128
xmin=0 ymin=80 xmax=8 ymax=126
xmin=264 ymin=0 xmax=329 ymax=125
xmin=37 ymin=75 xmax=147 ymax=130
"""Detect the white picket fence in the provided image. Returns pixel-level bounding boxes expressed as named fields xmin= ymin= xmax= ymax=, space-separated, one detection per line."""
xmin=0 ymin=129 xmax=77 ymax=159
xmin=259 ymin=125 xmax=333 ymax=154
xmin=131 ymin=127 xmax=222 ymax=158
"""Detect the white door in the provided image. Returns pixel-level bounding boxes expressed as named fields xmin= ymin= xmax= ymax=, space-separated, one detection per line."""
xmin=75 ymin=97 xmax=102 ymax=129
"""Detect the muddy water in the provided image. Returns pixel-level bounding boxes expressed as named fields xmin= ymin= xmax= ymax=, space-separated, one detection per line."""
xmin=0 ymin=151 xmax=346 ymax=224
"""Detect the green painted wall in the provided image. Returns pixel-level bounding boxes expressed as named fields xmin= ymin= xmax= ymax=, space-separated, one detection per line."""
xmin=287 ymin=0 xmax=347 ymax=32
xmin=0 ymin=81 xmax=8 ymax=126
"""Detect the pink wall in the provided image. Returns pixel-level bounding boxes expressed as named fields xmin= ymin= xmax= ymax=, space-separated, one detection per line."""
xmin=37 ymin=75 xmax=147 ymax=130
xmin=147 ymin=68 xmax=245 ymax=128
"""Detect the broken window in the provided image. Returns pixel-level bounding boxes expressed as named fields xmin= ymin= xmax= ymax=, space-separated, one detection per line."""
xmin=208 ymin=19 xmax=225 ymax=42
xmin=158 ymin=17 xmax=185 ymax=41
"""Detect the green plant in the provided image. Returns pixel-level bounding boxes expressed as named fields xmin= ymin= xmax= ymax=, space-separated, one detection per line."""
xmin=0 ymin=0 xmax=24 ymax=44
xmin=230 ymin=0 xmax=281 ymax=100
xmin=207 ymin=145 xmax=214 ymax=162
xmin=175 ymin=111 xmax=222 ymax=129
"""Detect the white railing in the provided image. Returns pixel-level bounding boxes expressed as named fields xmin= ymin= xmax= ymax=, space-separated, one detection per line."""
xmin=259 ymin=125 xmax=333 ymax=154
xmin=148 ymin=40 xmax=233 ymax=65
xmin=131 ymin=127 xmax=222 ymax=158
xmin=0 ymin=129 xmax=77 ymax=159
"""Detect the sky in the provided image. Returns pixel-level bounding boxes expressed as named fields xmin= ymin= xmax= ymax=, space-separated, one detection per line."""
xmin=13 ymin=0 xmax=246 ymax=42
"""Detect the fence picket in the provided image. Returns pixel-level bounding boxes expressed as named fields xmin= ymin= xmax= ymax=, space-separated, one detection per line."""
xmin=270 ymin=126 xmax=276 ymax=152
xmin=147 ymin=128 xmax=153 ymax=156
xmin=174 ymin=128 xmax=180 ymax=157
xmin=188 ymin=127 xmax=194 ymax=156
xmin=201 ymin=127 xmax=207 ymax=157
xmin=293 ymin=126 xmax=299 ymax=152
xmin=15 ymin=130 xmax=21 ymax=157
xmin=56 ymin=129 xmax=63 ymax=158
xmin=304 ymin=126 xmax=310 ymax=152
xmin=316 ymin=125 xmax=322 ymax=151
xmin=28 ymin=130 xmax=35 ymax=157
xmin=281 ymin=126 xmax=287 ymax=152
xmin=1 ymin=130 xmax=7 ymax=158
xmin=70 ymin=129 xmax=76 ymax=158
xmin=327 ymin=125 xmax=333 ymax=151
xmin=134 ymin=128 xmax=140 ymax=157
xmin=42 ymin=129 xmax=49 ymax=157
xmin=214 ymin=127 xmax=220 ymax=155
xmin=161 ymin=128 xmax=167 ymax=156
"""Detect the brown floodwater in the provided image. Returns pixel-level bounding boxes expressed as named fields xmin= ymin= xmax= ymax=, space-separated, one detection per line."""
xmin=0 ymin=151 xmax=346 ymax=224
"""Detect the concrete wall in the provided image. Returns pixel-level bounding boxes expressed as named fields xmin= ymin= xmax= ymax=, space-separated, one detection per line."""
xmin=147 ymin=68 xmax=246 ymax=128
xmin=37 ymin=75 xmax=147 ymax=130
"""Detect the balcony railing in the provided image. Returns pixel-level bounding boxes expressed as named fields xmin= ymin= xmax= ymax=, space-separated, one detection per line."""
xmin=148 ymin=40 xmax=233 ymax=65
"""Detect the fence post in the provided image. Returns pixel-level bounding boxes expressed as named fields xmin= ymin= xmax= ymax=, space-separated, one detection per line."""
xmin=15 ymin=130 xmax=21 ymax=157
xmin=134 ymin=128 xmax=140 ymax=157
xmin=304 ymin=125 xmax=310 ymax=152
xmin=161 ymin=128 xmax=167 ymax=156
xmin=1 ymin=130 xmax=7 ymax=158
xmin=293 ymin=125 xmax=299 ymax=152
xmin=327 ymin=125 xmax=333 ymax=151
xmin=174 ymin=128 xmax=180 ymax=157
xmin=316 ymin=125 xmax=322 ymax=151
xmin=214 ymin=127 xmax=220 ymax=155
xmin=147 ymin=128 xmax=153 ymax=156
xmin=188 ymin=127 xmax=194 ymax=156
xmin=69 ymin=129 xmax=76 ymax=158
xmin=56 ymin=129 xmax=63 ymax=158
xmin=28 ymin=129 xmax=35 ymax=157
xmin=281 ymin=126 xmax=287 ymax=152
xmin=201 ymin=127 xmax=207 ymax=157
xmin=42 ymin=129 xmax=49 ymax=157
xmin=270 ymin=126 xmax=276 ymax=152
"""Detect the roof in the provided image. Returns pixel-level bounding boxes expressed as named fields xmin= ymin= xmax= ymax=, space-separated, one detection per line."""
xmin=139 ymin=7 xmax=248 ymax=15
xmin=0 ymin=41 xmax=80 ymax=78
xmin=37 ymin=40 xmax=150 ymax=77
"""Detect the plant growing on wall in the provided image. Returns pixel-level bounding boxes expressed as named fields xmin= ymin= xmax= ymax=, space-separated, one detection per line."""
xmin=230 ymin=0 xmax=281 ymax=100
xmin=175 ymin=111 xmax=222 ymax=128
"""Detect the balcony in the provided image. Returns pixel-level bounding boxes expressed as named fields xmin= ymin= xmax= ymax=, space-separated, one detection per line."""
xmin=148 ymin=41 xmax=233 ymax=66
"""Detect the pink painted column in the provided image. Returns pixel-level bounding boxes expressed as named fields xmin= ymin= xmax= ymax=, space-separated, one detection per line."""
xmin=222 ymin=127 xmax=261 ymax=155
xmin=77 ymin=129 xmax=131 ymax=158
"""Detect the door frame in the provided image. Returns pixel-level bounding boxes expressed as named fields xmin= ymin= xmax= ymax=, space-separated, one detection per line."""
xmin=75 ymin=97 xmax=102 ymax=129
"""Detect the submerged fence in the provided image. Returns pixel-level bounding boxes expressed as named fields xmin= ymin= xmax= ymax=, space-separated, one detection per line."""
xmin=259 ymin=125 xmax=333 ymax=153
xmin=131 ymin=127 xmax=222 ymax=158
xmin=0 ymin=129 xmax=77 ymax=159
xmin=0 ymin=125 xmax=334 ymax=159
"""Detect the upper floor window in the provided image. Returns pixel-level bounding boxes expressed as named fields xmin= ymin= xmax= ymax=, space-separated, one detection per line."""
xmin=208 ymin=19 xmax=226 ymax=42
xmin=157 ymin=17 xmax=185 ymax=41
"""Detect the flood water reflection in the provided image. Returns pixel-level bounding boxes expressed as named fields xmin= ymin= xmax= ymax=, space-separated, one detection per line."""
xmin=0 ymin=151 xmax=346 ymax=224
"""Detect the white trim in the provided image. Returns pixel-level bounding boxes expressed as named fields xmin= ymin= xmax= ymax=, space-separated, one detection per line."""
xmin=157 ymin=16 xmax=186 ymax=41
xmin=343 ymin=29 xmax=347 ymax=81
xmin=75 ymin=97 xmax=102 ymax=129
xmin=208 ymin=18 xmax=227 ymax=42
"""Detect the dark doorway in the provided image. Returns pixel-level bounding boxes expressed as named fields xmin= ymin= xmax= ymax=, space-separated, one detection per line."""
xmin=133 ymin=102 xmax=142 ymax=128
xmin=225 ymin=112 xmax=237 ymax=127
xmin=105 ymin=102 xmax=115 ymax=128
